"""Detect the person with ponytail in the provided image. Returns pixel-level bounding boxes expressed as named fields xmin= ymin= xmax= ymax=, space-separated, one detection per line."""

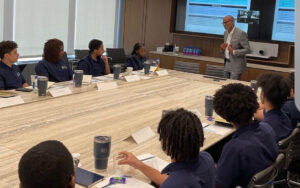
xmin=125 ymin=43 xmax=147 ymax=71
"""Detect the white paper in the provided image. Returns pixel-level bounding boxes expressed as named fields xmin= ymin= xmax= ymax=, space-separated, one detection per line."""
xmin=156 ymin=70 xmax=168 ymax=76
xmin=97 ymin=82 xmax=118 ymax=91
xmin=95 ymin=177 xmax=154 ymax=188
xmin=82 ymin=75 xmax=92 ymax=83
xmin=0 ymin=96 xmax=24 ymax=108
xmin=124 ymin=75 xmax=141 ymax=82
xmin=93 ymin=76 xmax=114 ymax=81
xmin=131 ymin=126 xmax=155 ymax=144
xmin=204 ymin=124 xmax=232 ymax=135
xmin=49 ymin=87 xmax=72 ymax=97
xmin=137 ymin=153 xmax=169 ymax=172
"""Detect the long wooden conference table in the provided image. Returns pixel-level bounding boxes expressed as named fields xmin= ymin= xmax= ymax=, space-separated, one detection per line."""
xmin=0 ymin=70 xmax=245 ymax=188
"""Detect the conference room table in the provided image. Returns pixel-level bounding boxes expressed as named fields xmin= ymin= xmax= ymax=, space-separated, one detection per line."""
xmin=0 ymin=70 xmax=246 ymax=188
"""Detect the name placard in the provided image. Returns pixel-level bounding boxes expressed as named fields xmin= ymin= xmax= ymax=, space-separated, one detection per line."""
xmin=97 ymin=82 xmax=118 ymax=91
xmin=82 ymin=75 xmax=92 ymax=83
xmin=156 ymin=70 xmax=168 ymax=76
xmin=125 ymin=75 xmax=141 ymax=82
xmin=49 ymin=87 xmax=72 ymax=97
xmin=131 ymin=126 xmax=156 ymax=144
xmin=0 ymin=96 xmax=25 ymax=108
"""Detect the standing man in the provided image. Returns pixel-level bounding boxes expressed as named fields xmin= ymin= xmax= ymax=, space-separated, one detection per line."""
xmin=220 ymin=15 xmax=250 ymax=80
xmin=0 ymin=41 xmax=28 ymax=90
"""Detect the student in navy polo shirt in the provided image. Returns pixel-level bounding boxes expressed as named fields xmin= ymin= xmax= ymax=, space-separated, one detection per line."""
xmin=117 ymin=108 xmax=215 ymax=188
xmin=282 ymin=72 xmax=300 ymax=128
xmin=256 ymin=73 xmax=292 ymax=141
xmin=126 ymin=43 xmax=147 ymax=71
xmin=35 ymin=39 xmax=73 ymax=82
xmin=77 ymin=39 xmax=110 ymax=76
xmin=0 ymin=41 xmax=28 ymax=90
xmin=213 ymin=83 xmax=278 ymax=188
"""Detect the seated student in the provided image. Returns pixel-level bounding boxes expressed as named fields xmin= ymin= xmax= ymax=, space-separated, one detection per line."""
xmin=18 ymin=140 xmax=75 ymax=188
xmin=256 ymin=73 xmax=292 ymax=141
xmin=0 ymin=41 xmax=28 ymax=90
xmin=35 ymin=39 xmax=73 ymax=82
xmin=125 ymin=43 xmax=146 ymax=71
xmin=213 ymin=83 xmax=278 ymax=188
xmin=117 ymin=108 xmax=215 ymax=188
xmin=77 ymin=39 xmax=110 ymax=76
xmin=282 ymin=72 xmax=300 ymax=128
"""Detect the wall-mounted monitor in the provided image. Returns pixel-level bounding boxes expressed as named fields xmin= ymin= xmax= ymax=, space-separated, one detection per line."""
xmin=173 ymin=0 xmax=295 ymax=43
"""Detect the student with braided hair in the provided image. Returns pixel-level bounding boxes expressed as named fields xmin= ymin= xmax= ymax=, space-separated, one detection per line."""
xmin=117 ymin=108 xmax=215 ymax=188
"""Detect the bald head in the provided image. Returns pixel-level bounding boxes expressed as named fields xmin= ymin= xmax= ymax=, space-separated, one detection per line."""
xmin=223 ymin=15 xmax=235 ymax=32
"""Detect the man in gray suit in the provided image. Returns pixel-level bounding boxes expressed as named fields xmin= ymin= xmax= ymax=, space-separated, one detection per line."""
xmin=220 ymin=15 xmax=250 ymax=80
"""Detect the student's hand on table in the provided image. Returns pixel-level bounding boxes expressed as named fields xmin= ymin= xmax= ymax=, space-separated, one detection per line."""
xmin=220 ymin=43 xmax=228 ymax=51
xmin=117 ymin=151 xmax=144 ymax=170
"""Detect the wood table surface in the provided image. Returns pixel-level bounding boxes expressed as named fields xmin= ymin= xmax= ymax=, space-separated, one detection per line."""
xmin=0 ymin=70 xmax=246 ymax=188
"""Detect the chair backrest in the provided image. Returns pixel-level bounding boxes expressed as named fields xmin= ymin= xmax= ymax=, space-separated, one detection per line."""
xmin=21 ymin=63 xmax=37 ymax=85
xmin=247 ymin=153 xmax=285 ymax=188
xmin=106 ymin=48 xmax=126 ymax=72
xmin=287 ymin=125 xmax=300 ymax=162
xmin=74 ymin=49 xmax=89 ymax=60
xmin=173 ymin=61 xmax=200 ymax=74
xmin=205 ymin=64 xmax=225 ymax=78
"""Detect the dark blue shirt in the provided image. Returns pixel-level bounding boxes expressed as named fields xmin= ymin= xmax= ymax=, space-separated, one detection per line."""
xmin=125 ymin=55 xmax=146 ymax=71
xmin=35 ymin=59 xmax=73 ymax=82
xmin=0 ymin=61 xmax=26 ymax=90
xmin=216 ymin=122 xmax=278 ymax=188
xmin=160 ymin=151 xmax=215 ymax=188
xmin=282 ymin=99 xmax=300 ymax=128
xmin=262 ymin=108 xmax=293 ymax=141
xmin=77 ymin=55 xmax=106 ymax=76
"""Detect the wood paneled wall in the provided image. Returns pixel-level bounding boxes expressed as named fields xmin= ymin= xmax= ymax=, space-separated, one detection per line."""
xmin=121 ymin=0 xmax=294 ymax=67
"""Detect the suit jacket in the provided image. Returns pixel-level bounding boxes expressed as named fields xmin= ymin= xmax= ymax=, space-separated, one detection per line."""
xmin=224 ymin=27 xmax=251 ymax=74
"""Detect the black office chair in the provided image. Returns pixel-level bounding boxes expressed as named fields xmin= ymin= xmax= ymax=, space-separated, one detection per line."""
xmin=272 ymin=126 xmax=300 ymax=186
xmin=74 ymin=49 xmax=89 ymax=60
xmin=205 ymin=64 xmax=226 ymax=78
xmin=21 ymin=63 xmax=37 ymax=85
xmin=247 ymin=153 xmax=285 ymax=188
xmin=106 ymin=48 xmax=126 ymax=72
xmin=173 ymin=61 xmax=200 ymax=74
xmin=285 ymin=123 xmax=300 ymax=187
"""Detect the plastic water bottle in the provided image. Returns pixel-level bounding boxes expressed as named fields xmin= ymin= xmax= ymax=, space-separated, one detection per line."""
xmin=152 ymin=59 xmax=156 ymax=66
xmin=156 ymin=58 xmax=160 ymax=67
xmin=32 ymin=75 xmax=38 ymax=92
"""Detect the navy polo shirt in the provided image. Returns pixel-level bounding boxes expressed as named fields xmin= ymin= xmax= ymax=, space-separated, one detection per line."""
xmin=77 ymin=54 xmax=106 ymax=76
xmin=125 ymin=55 xmax=146 ymax=71
xmin=35 ymin=59 xmax=73 ymax=82
xmin=262 ymin=108 xmax=293 ymax=141
xmin=0 ymin=61 xmax=26 ymax=90
xmin=160 ymin=151 xmax=215 ymax=188
xmin=282 ymin=99 xmax=300 ymax=128
xmin=216 ymin=121 xmax=278 ymax=188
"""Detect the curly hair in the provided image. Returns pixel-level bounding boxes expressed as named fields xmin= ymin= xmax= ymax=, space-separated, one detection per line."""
xmin=0 ymin=41 xmax=18 ymax=59
xmin=43 ymin=39 xmax=64 ymax=63
xmin=18 ymin=140 xmax=74 ymax=188
xmin=158 ymin=108 xmax=204 ymax=162
xmin=257 ymin=73 xmax=289 ymax=108
xmin=213 ymin=83 xmax=259 ymax=125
